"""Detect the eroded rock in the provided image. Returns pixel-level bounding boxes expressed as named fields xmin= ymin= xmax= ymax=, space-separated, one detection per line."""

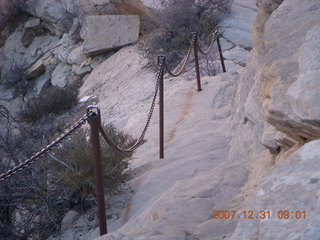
xmin=230 ymin=140 xmax=320 ymax=240
xmin=82 ymin=15 xmax=140 ymax=56
xmin=51 ymin=62 xmax=73 ymax=88
xmin=24 ymin=59 xmax=45 ymax=79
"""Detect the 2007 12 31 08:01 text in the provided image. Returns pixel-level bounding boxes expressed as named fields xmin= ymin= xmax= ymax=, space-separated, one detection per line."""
xmin=211 ymin=210 xmax=307 ymax=220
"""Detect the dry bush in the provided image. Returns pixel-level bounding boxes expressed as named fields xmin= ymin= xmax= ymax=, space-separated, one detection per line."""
xmin=139 ymin=0 xmax=231 ymax=68
xmin=0 ymin=105 xmax=71 ymax=240
xmin=52 ymin=124 xmax=134 ymax=198
xmin=19 ymin=87 xmax=78 ymax=122
xmin=0 ymin=0 xmax=27 ymax=32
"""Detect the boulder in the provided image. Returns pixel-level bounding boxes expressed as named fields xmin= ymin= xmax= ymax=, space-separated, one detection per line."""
xmin=91 ymin=0 xmax=110 ymax=6
xmin=24 ymin=18 xmax=41 ymax=28
xmin=24 ymin=59 xmax=45 ymax=79
xmin=82 ymin=15 xmax=140 ymax=56
xmin=33 ymin=74 xmax=50 ymax=94
xmin=72 ymin=64 xmax=92 ymax=75
xmin=51 ymin=62 xmax=72 ymax=88
xmin=2 ymin=27 xmax=59 ymax=83
xmin=230 ymin=140 xmax=320 ymax=240
xmin=67 ymin=45 xmax=87 ymax=65
xmin=35 ymin=0 xmax=73 ymax=36
xmin=223 ymin=46 xmax=250 ymax=66
xmin=61 ymin=210 xmax=80 ymax=232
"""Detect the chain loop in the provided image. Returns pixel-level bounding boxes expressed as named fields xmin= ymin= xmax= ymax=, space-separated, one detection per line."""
xmin=197 ymin=32 xmax=218 ymax=55
xmin=99 ymin=59 xmax=164 ymax=154
xmin=0 ymin=113 xmax=90 ymax=182
xmin=163 ymin=34 xmax=196 ymax=77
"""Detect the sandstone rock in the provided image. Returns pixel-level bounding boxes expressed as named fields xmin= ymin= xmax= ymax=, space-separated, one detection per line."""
xmin=266 ymin=110 xmax=320 ymax=143
xmin=287 ymin=25 xmax=320 ymax=120
xmin=61 ymin=210 xmax=80 ymax=232
xmin=72 ymin=64 xmax=92 ymax=75
xmin=51 ymin=62 xmax=72 ymax=88
xmin=230 ymin=140 xmax=320 ymax=240
xmin=24 ymin=18 xmax=41 ymax=28
xmin=91 ymin=0 xmax=110 ymax=6
xmin=261 ymin=124 xmax=279 ymax=154
xmin=223 ymin=46 xmax=249 ymax=66
xmin=0 ymin=85 xmax=14 ymax=101
xmin=67 ymin=45 xmax=87 ymax=65
xmin=35 ymin=0 xmax=73 ymax=36
xmin=0 ymin=47 xmax=4 ymax=71
xmin=2 ymin=27 xmax=59 ymax=83
xmin=56 ymin=33 xmax=77 ymax=63
xmin=139 ymin=0 xmax=167 ymax=9
xmin=220 ymin=4 xmax=257 ymax=49
xmin=82 ymin=15 xmax=140 ymax=56
xmin=33 ymin=74 xmax=50 ymax=94
xmin=24 ymin=59 xmax=45 ymax=79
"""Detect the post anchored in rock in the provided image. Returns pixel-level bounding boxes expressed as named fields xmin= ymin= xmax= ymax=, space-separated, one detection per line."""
xmin=214 ymin=30 xmax=226 ymax=73
xmin=157 ymin=55 xmax=165 ymax=159
xmin=192 ymin=32 xmax=202 ymax=91
xmin=87 ymin=106 xmax=107 ymax=236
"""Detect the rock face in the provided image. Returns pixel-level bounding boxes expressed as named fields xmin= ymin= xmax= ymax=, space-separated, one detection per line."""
xmin=230 ymin=140 xmax=320 ymax=240
xmin=35 ymin=0 xmax=73 ymax=36
xmin=82 ymin=15 xmax=140 ymax=56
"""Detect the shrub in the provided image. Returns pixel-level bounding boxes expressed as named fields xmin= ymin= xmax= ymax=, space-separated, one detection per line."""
xmin=19 ymin=87 xmax=78 ymax=122
xmin=139 ymin=0 xmax=231 ymax=68
xmin=52 ymin=124 xmax=134 ymax=197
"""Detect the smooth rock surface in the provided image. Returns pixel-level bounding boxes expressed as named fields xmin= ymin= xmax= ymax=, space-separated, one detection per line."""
xmin=35 ymin=0 xmax=73 ymax=36
xmin=230 ymin=140 xmax=320 ymax=240
xmin=51 ymin=62 xmax=72 ymax=88
xmin=82 ymin=15 xmax=140 ymax=56
xmin=223 ymin=46 xmax=249 ymax=66
xmin=24 ymin=59 xmax=45 ymax=79
xmin=61 ymin=210 xmax=80 ymax=232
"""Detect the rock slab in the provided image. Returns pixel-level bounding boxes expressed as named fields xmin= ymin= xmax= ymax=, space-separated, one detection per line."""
xmin=82 ymin=15 xmax=140 ymax=56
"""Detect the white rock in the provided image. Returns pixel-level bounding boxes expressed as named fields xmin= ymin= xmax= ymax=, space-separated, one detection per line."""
xmin=24 ymin=59 xmax=45 ymax=79
xmin=33 ymin=74 xmax=50 ymax=95
xmin=51 ymin=62 xmax=72 ymax=88
xmin=35 ymin=0 xmax=73 ymax=36
xmin=67 ymin=45 xmax=87 ymax=65
xmin=72 ymin=64 xmax=92 ymax=75
xmin=24 ymin=18 xmax=41 ymax=28
xmin=82 ymin=15 xmax=140 ymax=56
xmin=223 ymin=46 xmax=250 ymax=66
xmin=230 ymin=140 xmax=320 ymax=240
xmin=61 ymin=210 xmax=80 ymax=232
xmin=91 ymin=0 xmax=110 ymax=6
xmin=287 ymin=25 xmax=320 ymax=120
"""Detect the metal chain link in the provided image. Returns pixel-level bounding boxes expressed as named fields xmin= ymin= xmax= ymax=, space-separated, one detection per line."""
xmin=99 ymin=59 xmax=165 ymax=154
xmin=197 ymin=32 xmax=218 ymax=55
xmin=0 ymin=113 xmax=91 ymax=182
xmin=163 ymin=34 xmax=196 ymax=77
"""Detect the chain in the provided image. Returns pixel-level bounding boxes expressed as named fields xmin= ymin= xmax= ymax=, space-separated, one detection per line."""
xmin=197 ymin=32 xmax=218 ymax=55
xmin=0 ymin=113 xmax=90 ymax=182
xmin=99 ymin=59 xmax=164 ymax=154
xmin=163 ymin=34 xmax=196 ymax=77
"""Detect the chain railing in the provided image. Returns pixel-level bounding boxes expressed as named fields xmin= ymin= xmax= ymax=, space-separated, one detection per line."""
xmin=0 ymin=113 xmax=90 ymax=182
xmin=0 ymin=29 xmax=226 ymax=237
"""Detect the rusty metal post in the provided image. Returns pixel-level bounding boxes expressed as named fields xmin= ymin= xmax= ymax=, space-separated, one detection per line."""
xmin=192 ymin=32 xmax=202 ymax=91
xmin=158 ymin=55 xmax=165 ymax=159
xmin=87 ymin=106 xmax=107 ymax=236
xmin=216 ymin=34 xmax=226 ymax=73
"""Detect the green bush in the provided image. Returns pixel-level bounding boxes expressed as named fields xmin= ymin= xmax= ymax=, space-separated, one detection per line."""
xmin=139 ymin=0 xmax=231 ymax=68
xmin=19 ymin=87 xmax=78 ymax=122
xmin=52 ymin=124 xmax=134 ymax=197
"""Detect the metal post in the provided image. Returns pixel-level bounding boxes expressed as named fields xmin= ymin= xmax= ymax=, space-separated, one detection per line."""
xmin=216 ymin=35 xmax=226 ymax=73
xmin=87 ymin=106 xmax=107 ymax=236
xmin=192 ymin=32 xmax=202 ymax=91
xmin=158 ymin=55 xmax=165 ymax=159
